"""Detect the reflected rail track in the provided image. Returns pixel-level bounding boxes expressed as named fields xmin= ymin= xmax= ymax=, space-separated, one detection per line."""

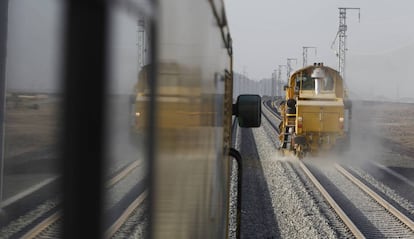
xmin=19 ymin=160 xmax=146 ymax=239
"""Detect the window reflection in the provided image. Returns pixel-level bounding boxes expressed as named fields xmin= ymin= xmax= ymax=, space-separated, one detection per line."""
xmin=0 ymin=0 xmax=63 ymax=236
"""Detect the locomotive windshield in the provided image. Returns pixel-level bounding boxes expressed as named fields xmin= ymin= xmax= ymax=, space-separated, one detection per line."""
xmin=298 ymin=75 xmax=314 ymax=90
xmin=296 ymin=69 xmax=335 ymax=94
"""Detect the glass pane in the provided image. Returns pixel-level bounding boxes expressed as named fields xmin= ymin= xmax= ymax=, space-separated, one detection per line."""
xmin=0 ymin=0 xmax=63 ymax=237
xmin=151 ymin=1 xmax=233 ymax=237
xmin=104 ymin=3 xmax=151 ymax=238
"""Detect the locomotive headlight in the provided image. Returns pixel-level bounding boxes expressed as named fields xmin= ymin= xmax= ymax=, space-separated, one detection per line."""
xmin=339 ymin=117 xmax=344 ymax=130
xmin=135 ymin=112 xmax=141 ymax=117
xmin=297 ymin=116 xmax=303 ymax=128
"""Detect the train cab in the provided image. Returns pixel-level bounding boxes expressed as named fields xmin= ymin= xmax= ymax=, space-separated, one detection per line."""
xmin=280 ymin=63 xmax=351 ymax=157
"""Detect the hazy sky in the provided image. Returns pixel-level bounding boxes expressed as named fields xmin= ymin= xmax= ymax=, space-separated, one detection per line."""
xmin=224 ymin=0 xmax=414 ymax=83
xmin=6 ymin=0 xmax=140 ymax=94
xmin=6 ymin=1 xmax=414 ymax=99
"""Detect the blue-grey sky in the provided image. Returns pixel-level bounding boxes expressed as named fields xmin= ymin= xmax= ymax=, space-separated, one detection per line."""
xmin=224 ymin=0 xmax=414 ymax=100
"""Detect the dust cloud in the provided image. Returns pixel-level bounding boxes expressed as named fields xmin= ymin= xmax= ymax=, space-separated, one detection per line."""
xmin=332 ymin=100 xmax=389 ymax=172
xmin=303 ymin=100 xmax=385 ymax=169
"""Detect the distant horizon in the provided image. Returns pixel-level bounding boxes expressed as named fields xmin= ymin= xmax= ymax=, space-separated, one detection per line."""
xmin=224 ymin=0 xmax=414 ymax=100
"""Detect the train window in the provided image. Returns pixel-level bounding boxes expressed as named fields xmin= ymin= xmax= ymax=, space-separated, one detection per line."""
xmin=324 ymin=75 xmax=334 ymax=91
xmin=0 ymin=0 xmax=154 ymax=238
xmin=103 ymin=3 xmax=151 ymax=238
xmin=0 ymin=0 xmax=64 ymax=236
xmin=0 ymin=0 xmax=257 ymax=238
xmin=298 ymin=73 xmax=334 ymax=93
xmin=300 ymin=76 xmax=315 ymax=90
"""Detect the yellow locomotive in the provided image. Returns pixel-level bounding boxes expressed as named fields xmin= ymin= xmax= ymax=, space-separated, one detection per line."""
xmin=279 ymin=63 xmax=351 ymax=158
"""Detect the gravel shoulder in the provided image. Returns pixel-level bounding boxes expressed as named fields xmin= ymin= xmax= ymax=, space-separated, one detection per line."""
xmin=236 ymin=119 xmax=349 ymax=238
xmin=238 ymin=127 xmax=280 ymax=238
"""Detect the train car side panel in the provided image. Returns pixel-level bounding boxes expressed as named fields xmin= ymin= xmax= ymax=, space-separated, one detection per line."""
xmin=151 ymin=0 xmax=233 ymax=238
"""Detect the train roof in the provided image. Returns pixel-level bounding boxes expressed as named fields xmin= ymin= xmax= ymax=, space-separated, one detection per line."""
xmin=290 ymin=64 xmax=342 ymax=80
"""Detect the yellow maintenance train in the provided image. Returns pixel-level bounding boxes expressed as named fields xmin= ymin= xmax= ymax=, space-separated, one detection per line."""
xmin=279 ymin=63 xmax=351 ymax=158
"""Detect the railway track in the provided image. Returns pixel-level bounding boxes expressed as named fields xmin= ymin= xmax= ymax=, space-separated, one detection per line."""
xmin=261 ymin=99 xmax=282 ymax=139
xmin=262 ymin=99 xmax=414 ymax=238
xmin=303 ymin=161 xmax=414 ymax=238
xmin=7 ymin=159 xmax=147 ymax=239
xmin=262 ymin=99 xmax=282 ymax=120
xmin=353 ymin=160 xmax=414 ymax=213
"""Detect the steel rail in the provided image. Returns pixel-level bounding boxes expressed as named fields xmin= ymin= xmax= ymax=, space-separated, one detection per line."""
xmin=367 ymin=160 xmax=414 ymax=189
xmin=20 ymin=159 xmax=144 ymax=238
xmin=106 ymin=160 xmax=143 ymax=188
xmin=261 ymin=101 xmax=365 ymax=238
xmin=262 ymin=101 xmax=280 ymax=121
xmin=104 ymin=189 xmax=148 ymax=238
xmin=21 ymin=211 xmax=61 ymax=239
xmin=263 ymin=99 xmax=414 ymax=236
xmin=262 ymin=100 xmax=282 ymax=120
xmin=335 ymin=163 xmax=414 ymax=232
xmin=298 ymin=160 xmax=365 ymax=239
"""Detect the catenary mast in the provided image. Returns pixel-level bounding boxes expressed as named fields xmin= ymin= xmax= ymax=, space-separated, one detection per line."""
xmin=302 ymin=46 xmax=317 ymax=67
xmin=331 ymin=7 xmax=360 ymax=79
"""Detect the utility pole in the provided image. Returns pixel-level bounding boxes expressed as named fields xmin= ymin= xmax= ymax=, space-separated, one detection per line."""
xmin=271 ymin=71 xmax=274 ymax=97
xmin=286 ymin=58 xmax=297 ymax=80
xmin=302 ymin=46 xmax=317 ymax=67
xmin=331 ymin=7 xmax=360 ymax=79
xmin=272 ymin=69 xmax=278 ymax=98
xmin=0 ymin=0 xmax=9 ymax=205
xmin=278 ymin=65 xmax=286 ymax=97
xmin=242 ymin=66 xmax=248 ymax=94
xmin=137 ymin=18 xmax=146 ymax=67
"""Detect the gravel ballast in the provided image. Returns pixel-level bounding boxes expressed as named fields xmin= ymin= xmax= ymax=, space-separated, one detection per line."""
xmin=232 ymin=117 xmax=350 ymax=238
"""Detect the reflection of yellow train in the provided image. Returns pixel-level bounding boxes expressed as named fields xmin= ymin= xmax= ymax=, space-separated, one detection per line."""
xmin=132 ymin=63 xmax=216 ymax=131
xmin=279 ymin=63 xmax=351 ymax=158
xmin=131 ymin=0 xmax=261 ymax=236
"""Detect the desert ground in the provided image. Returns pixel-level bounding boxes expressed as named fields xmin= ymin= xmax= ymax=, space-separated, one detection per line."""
xmin=2 ymin=97 xmax=413 ymax=200
xmin=3 ymin=95 xmax=59 ymax=199
xmin=352 ymin=101 xmax=414 ymax=153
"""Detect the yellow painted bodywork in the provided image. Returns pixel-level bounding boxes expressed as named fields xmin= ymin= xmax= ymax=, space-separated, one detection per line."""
xmin=133 ymin=63 xmax=208 ymax=131
xmin=297 ymin=100 xmax=345 ymax=152
xmin=279 ymin=64 xmax=349 ymax=157
xmin=132 ymin=0 xmax=235 ymax=234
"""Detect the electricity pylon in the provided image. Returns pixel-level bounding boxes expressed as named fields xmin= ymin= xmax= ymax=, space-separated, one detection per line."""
xmin=302 ymin=46 xmax=317 ymax=67
xmin=287 ymin=58 xmax=297 ymax=79
xmin=278 ymin=65 xmax=286 ymax=97
xmin=331 ymin=7 xmax=360 ymax=79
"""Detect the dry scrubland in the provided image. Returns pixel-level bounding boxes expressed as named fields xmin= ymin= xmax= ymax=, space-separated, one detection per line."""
xmin=5 ymin=99 xmax=58 ymax=158
xmin=353 ymin=101 xmax=414 ymax=155
xmin=370 ymin=102 xmax=414 ymax=149
xmin=5 ymin=99 xmax=414 ymax=158
xmin=2 ymin=97 xmax=59 ymax=198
